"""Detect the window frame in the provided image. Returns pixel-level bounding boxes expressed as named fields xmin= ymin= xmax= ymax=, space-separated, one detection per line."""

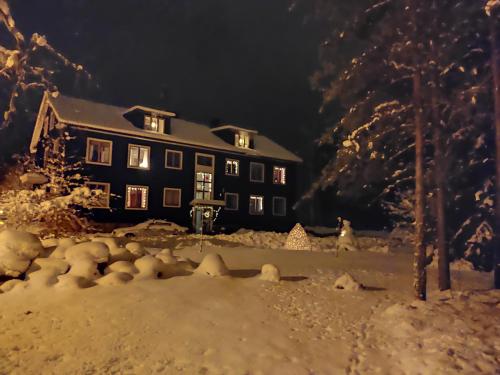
xmin=163 ymin=187 xmax=182 ymax=208
xmin=85 ymin=181 xmax=111 ymax=209
xmin=127 ymin=144 xmax=151 ymax=170
xmin=224 ymin=192 xmax=239 ymax=211
xmin=225 ymin=158 xmax=240 ymax=176
xmin=272 ymin=196 xmax=287 ymax=217
xmin=249 ymin=162 xmax=265 ymax=183
xmin=165 ymin=149 xmax=183 ymax=170
xmin=273 ymin=166 xmax=287 ymax=185
xmin=249 ymin=194 xmax=264 ymax=215
xmin=85 ymin=137 xmax=113 ymax=166
xmin=125 ymin=184 xmax=149 ymax=210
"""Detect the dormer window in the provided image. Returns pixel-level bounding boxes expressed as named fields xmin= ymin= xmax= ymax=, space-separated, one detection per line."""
xmin=235 ymin=131 xmax=250 ymax=148
xmin=144 ymin=115 xmax=165 ymax=133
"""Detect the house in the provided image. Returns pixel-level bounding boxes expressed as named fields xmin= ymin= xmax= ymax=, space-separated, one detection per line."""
xmin=29 ymin=92 xmax=302 ymax=233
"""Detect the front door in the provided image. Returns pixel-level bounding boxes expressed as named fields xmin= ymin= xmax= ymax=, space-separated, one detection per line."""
xmin=193 ymin=206 xmax=213 ymax=234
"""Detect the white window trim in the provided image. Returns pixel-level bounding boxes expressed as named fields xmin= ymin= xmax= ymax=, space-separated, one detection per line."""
xmin=163 ymin=187 xmax=182 ymax=208
xmin=125 ymin=184 xmax=149 ymax=210
xmin=85 ymin=181 xmax=111 ymax=209
xmin=85 ymin=137 xmax=113 ymax=166
xmin=249 ymin=195 xmax=264 ymax=215
xmin=273 ymin=166 xmax=287 ymax=185
xmin=225 ymin=158 xmax=240 ymax=176
xmin=249 ymin=162 xmax=265 ymax=183
xmin=165 ymin=149 xmax=183 ymax=170
xmin=127 ymin=144 xmax=151 ymax=170
xmin=224 ymin=192 xmax=239 ymax=211
xmin=272 ymin=196 xmax=287 ymax=217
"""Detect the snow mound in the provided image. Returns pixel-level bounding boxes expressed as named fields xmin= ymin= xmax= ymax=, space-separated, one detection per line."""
xmin=50 ymin=238 xmax=76 ymax=259
xmin=55 ymin=274 xmax=88 ymax=290
xmin=41 ymin=238 xmax=59 ymax=248
xmin=134 ymin=255 xmax=163 ymax=280
xmin=68 ymin=258 xmax=100 ymax=280
xmin=125 ymin=242 xmax=146 ymax=257
xmin=429 ymin=258 xmax=475 ymax=271
xmin=105 ymin=261 xmax=138 ymax=275
xmin=333 ymin=272 xmax=363 ymax=291
xmin=27 ymin=258 xmax=69 ymax=276
xmin=96 ymin=272 xmax=133 ymax=286
xmin=284 ymin=223 xmax=312 ymax=251
xmin=156 ymin=249 xmax=177 ymax=264
xmin=194 ymin=253 xmax=229 ymax=277
xmin=92 ymin=237 xmax=119 ymax=250
xmin=26 ymin=269 xmax=59 ymax=289
xmin=65 ymin=242 xmax=109 ymax=264
xmin=0 ymin=279 xmax=24 ymax=293
xmin=108 ymin=246 xmax=134 ymax=263
xmin=0 ymin=229 xmax=42 ymax=277
xmin=259 ymin=264 xmax=280 ymax=282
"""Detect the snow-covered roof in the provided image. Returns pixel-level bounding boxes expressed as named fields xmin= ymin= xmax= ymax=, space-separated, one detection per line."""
xmin=210 ymin=125 xmax=258 ymax=134
xmin=30 ymin=93 xmax=302 ymax=163
xmin=123 ymin=105 xmax=176 ymax=118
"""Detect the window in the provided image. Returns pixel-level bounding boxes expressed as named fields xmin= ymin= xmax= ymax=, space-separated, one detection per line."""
xmin=225 ymin=159 xmax=239 ymax=176
xmin=195 ymin=172 xmax=212 ymax=200
xmin=85 ymin=182 xmax=111 ymax=208
xmin=144 ymin=115 xmax=165 ymax=133
xmin=235 ymin=132 xmax=250 ymax=148
xmin=250 ymin=162 xmax=264 ymax=182
xmin=272 ymin=196 xmax=287 ymax=216
xmin=163 ymin=188 xmax=182 ymax=207
xmin=125 ymin=185 xmax=148 ymax=210
xmin=249 ymin=195 xmax=264 ymax=215
xmin=273 ymin=166 xmax=286 ymax=185
xmin=128 ymin=144 xmax=150 ymax=169
xmin=196 ymin=154 xmax=213 ymax=167
xmin=86 ymin=138 xmax=112 ymax=166
xmin=225 ymin=193 xmax=239 ymax=210
xmin=165 ymin=150 xmax=183 ymax=169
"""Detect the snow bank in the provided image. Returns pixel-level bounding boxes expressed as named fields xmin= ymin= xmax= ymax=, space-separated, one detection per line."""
xmin=27 ymin=258 xmax=69 ymax=275
xmin=259 ymin=264 xmax=280 ymax=282
xmin=0 ymin=229 xmax=42 ymax=277
xmin=284 ymin=223 xmax=312 ymax=251
xmin=105 ymin=261 xmax=138 ymax=275
xmin=96 ymin=272 xmax=133 ymax=286
xmin=156 ymin=249 xmax=177 ymax=264
xmin=333 ymin=272 xmax=363 ymax=291
xmin=68 ymin=258 xmax=100 ymax=280
xmin=429 ymin=258 xmax=476 ymax=271
xmin=65 ymin=242 xmax=109 ymax=264
xmin=125 ymin=242 xmax=146 ymax=257
xmin=26 ymin=269 xmax=59 ymax=289
xmin=50 ymin=238 xmax=76 ymax=259
xmin=0 ymin=279 xmax=24 ymax=293
xmin=194 ymin=253 xmax=229 ymax=277
xmin=134 ymin=255 xmax=163 ymax=280
xmin=55 ymin=274 xmax=88 ymax=290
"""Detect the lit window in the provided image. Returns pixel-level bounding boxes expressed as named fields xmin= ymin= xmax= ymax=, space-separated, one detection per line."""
xmin=225 ymin=159 xmax=239 ymax=176
xmin=163 ymin=188 xmax=182 ymax=207
xmin=128 ymin=144 xmax=150 ymax=169
xmin=235 ymin=132 xmax=250 ymax=148
xmin=249 ymin=195 xmax=264 ymax=215
xmin=86 ymin=138 xmax=112 ymax=165
xmin=125 ymin=185 xmax=148 ymax=209
xmin=272 ymin=196 xmax=286 ymax=216
xmin=195 ymin=172 xmax=212 ymax=200
xmin=225 ymin=193 xmax=239 ymax=210
xmin=273 ymin=166 xmax=286 ymax=185
xmin=144 ymin=115 xmax=165 ymax=133
xmin=85 ymin=182 xmax=111 ymax=208
xmin=165 ymin=150 xmax=183 ymax=169
xmin=250 ymin=162 xmax=264 ymax=182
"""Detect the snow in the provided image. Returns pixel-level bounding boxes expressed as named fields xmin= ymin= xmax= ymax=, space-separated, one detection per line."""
xmin=125 ymin=241 xmax=146 ymax=257
xmin=194 ymin=253 xmax=229 ymax=277
xmin=284 ymin=223 xmax=312 ymax=251
xmin=0 ymin=229 xmax=42 ymax=277
xmin=259 ymin=264 xmax=280 ymax=282
xmin=64 ymin=242 xmax=109 ymax=264
xmin=333 ymin=272 xmax=363 ymax=291
xmin=0 ymin=230 xmax=498 ymax=374
xmin=155 ymin=248 xmax=178 ymax=264
xmin=337 ymin=220 xmax=359 ymax=252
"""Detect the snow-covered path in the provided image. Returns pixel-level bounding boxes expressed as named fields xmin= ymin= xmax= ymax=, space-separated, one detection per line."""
xmin=0 ymin=243 xmax=498 ymax=374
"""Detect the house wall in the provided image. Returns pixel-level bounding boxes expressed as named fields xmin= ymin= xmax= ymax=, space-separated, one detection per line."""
xmin=57 ymin=126 xmax=298 ymax=232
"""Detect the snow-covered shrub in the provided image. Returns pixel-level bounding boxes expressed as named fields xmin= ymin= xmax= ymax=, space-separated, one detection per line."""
xmin=134 ymin=255 xmax=163 ymax=280
xmin=105 ymin=261 xmax=138 ymax=275
xmin=259 ymin=264 xmax=280 ymax=282
xmin=125 ymin=242 xmax=146 ymax=257
xmin=68 ymin=258 xmax=100 ymax=281
xmin=0 ymin=229 xmax=42 ymax=277
xmin=333 ymin=273 xmax=363 ymax=291
xmin=96 ymin=272 xmax=133 ymax=286
xmin=65 ymin=242 xmax=109 ymax=264
xmin=156 ymin=249 xmax=177 ymax=265
xmin=284 ymin=223 xmax=312 ymax=251
xmin=50 ymin=238 xmax=76 ymax=259
xmin=194 ymin=253 xmax=229 ymax=277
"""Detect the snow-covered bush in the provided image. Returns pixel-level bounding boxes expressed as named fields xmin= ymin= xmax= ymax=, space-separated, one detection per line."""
xmin=333 ymin=273 xmax=363 ymax=291
xmin=259 ymin=264 xmax=280 ymax=282
xmin=0 ymin=229 xmax=42 ymax=277
xmin=195 ymin=253 xmax=229 ymax=277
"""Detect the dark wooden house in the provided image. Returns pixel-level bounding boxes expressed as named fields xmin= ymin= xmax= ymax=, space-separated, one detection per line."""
xmin=30 ymin=92 xmax=302 ymax=233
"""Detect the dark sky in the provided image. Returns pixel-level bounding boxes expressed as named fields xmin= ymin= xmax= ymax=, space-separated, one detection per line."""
xmin=11 ymin=0 xmax=323 ymax=157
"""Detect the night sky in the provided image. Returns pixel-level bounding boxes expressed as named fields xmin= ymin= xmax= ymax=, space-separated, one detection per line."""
xmin=11 ymin=0 xmax=323 ymax=158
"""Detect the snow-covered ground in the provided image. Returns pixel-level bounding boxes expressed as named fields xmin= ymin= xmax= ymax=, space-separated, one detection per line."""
xmin=0 ymin=230 xmax=498 ymax=374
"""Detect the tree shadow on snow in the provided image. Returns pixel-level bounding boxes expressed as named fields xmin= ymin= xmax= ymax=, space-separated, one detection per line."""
xmin=229 ymin=269 xmax=307 ymax=282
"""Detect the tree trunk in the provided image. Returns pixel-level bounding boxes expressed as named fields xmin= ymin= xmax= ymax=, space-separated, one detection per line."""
xmin=410 ymin=0 xmax=427 ymax=300
xmin=490 ymin=9 xmax=500 ymax=289
xmin=430 ymin=2 xmax=450 ymax=291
